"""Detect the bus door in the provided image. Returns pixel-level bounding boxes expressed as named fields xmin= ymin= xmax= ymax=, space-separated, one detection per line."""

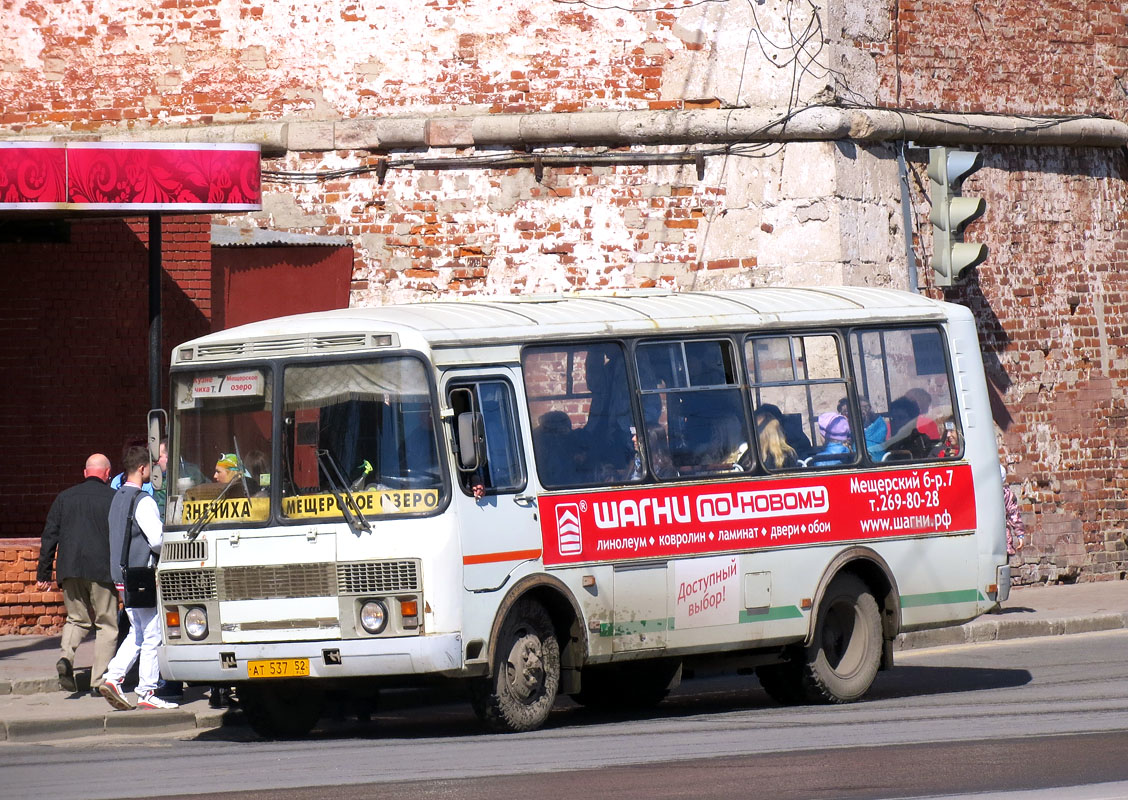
xmin=444 ymin=370 xmax=537 ymax=592
xmin=612 ymin=561 xmax=669 ymax=652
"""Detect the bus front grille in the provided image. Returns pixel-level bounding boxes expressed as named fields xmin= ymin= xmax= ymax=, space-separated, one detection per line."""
xmin=219 ymin=564 xmax=336 ymax=601
xmin=160 ymin=569 xmax=218 ymax=602
xmin=161 ymin=560 xmax=421 ymax=603
xmin=337 ymin=560 xmax=420 ymax=595
xmin=162 ymin=540 xmax=208 ymax=562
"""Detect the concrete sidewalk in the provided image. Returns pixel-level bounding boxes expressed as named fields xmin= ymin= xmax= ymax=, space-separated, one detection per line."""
xmin=2 ymin=581 xmax=1126 ymax=742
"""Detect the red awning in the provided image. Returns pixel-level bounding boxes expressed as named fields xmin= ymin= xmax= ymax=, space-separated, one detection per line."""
xmin=0 ymin=142 xmax=261 ymax=212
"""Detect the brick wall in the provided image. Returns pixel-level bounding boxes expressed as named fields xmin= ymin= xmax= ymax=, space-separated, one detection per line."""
xmin=0 ymin=540 xmax=63 ymax=635
xmin=860 ymin=0 xmax=1128 ymax=119
xmin=921 ymin=148 xmax=1128 ymax=583
xmin=860 ymin=0 xmax=1128 ymax=583
xmin=0 ymin=216 xmax=210 ymax=538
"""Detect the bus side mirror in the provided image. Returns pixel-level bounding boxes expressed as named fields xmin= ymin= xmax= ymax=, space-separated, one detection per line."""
xmin=147 ymin=408 xmax=167 ymax=491
xmin=456 ymin=411 xmax=485 ymax=471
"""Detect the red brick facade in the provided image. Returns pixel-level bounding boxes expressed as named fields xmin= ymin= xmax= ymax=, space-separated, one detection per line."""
xmin=0 ymin=216 xmax=211 ymax=631
xmin=0 ymin=540 xmax=63 ymax=635
xmin=864 ymin=1 xmax=1128 ymax=583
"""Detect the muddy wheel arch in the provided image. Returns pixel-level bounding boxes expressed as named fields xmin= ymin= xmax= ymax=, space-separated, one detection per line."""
xmin=482 ymin=573 xmax=587 ymax=694
xmin=806 ymin=547 xmax=901 ymax=668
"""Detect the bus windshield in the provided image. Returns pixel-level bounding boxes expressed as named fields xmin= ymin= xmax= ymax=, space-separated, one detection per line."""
xmin=167 ymin=367 xmax=274 ymax=528
xmin=280 ymin=357 xmax=443 ymax=521
xmin=165 ymin=357 xmax=445 ymax=529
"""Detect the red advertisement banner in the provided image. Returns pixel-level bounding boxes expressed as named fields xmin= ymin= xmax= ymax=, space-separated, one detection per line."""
xmin=539 ymin=464 xmax=976 ymax=566
xmin=0 ymin=142 xmax=261 ymax=210
xmin=67 ymin=143 xmax=260 ymax=209
xmin=0 ymin=143 xmax=66 ymax=206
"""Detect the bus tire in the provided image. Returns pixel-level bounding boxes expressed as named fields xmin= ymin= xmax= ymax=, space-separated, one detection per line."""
xmin=571 ymin=660 xmax=678 ymax=710
xmin=470 ymin=599 xmax=560 ymax=733
xmin=802 ymin=573 xmax=882 ymax=703
xmin=240 ymin=682 xmax=324 ymax=739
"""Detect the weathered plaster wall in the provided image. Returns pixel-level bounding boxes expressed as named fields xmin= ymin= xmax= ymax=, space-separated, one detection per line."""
xmin=0 ymin=0 xmax=836 ymax=127
xmin=218 ymin=140 xmax=906 ymax=304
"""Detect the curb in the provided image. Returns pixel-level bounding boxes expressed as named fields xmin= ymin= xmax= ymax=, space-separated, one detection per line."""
xmin=0 ymin=705 xmax=241 ymax=742
xmin=894 ymin=611 xmax=1128 ymax=652
xmin=4 ymin=678 xmax=62 ymax=696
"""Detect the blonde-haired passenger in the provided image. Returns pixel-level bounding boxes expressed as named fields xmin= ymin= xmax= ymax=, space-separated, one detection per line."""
xmin=755 ymin=411 xmax=798 ymax=470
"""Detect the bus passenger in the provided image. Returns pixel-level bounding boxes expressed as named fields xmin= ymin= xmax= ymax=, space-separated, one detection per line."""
xmin=886 ymin=394 xmax=937 ymax=458
xmin=757 ymin=403 xmax=813 ymax=460
xmin=755 ymin=411 xmax=798 ymax=470
xmin=243 ymin=450 xmax=269 ymax=496
xmin=533 ymin=411 xmax=578 ymax=486
xmin=903 ymin=388 xmax=941 ymax=441
xmin=860 ymin=398 xmax=889 ymax=458
xmin=810 ymin=412 xmax=852 ymax=466
xmin=214 ymin=453 xmax=243 ymax=485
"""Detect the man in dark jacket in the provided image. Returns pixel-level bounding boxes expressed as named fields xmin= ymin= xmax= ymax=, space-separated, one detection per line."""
xmin=36 ymin=453 xmax=118 ymax=694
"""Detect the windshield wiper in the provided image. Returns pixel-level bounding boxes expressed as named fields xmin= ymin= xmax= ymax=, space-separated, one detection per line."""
xmin=186 ymin=475 xmax=242 ymax=541
xmin=317 ymin=449 xmax=372 ymax=535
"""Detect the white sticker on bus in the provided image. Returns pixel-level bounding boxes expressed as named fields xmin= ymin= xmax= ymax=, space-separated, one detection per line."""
xmin=192 ymin=371 xmax=264 ymax=399
xmin=674 ymin=555 xmax=739 ymax=629
xmin=555 ymin=503 xmax=582 ymax=555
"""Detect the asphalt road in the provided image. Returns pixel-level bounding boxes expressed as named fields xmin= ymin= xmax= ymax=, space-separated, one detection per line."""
xmin=2 ymin=630 xmax=1127 ymax=800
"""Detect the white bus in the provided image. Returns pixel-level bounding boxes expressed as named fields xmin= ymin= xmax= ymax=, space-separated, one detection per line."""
xmin=155 ymin=287 xmax=1009 ymax=737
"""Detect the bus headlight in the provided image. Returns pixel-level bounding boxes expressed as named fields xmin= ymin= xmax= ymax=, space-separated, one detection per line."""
xmin=184 ymin=607 xmax=209 ymax=640
xmin=359 ymin=600 xmax=388 ymax=634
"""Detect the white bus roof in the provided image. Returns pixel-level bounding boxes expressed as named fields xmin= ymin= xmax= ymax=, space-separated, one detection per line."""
xmin=174 ymin=287 xmax=967 ymax=365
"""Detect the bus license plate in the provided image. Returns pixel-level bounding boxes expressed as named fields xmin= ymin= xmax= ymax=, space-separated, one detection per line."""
xmin=247 ymin=658 xmax=310 ymax=679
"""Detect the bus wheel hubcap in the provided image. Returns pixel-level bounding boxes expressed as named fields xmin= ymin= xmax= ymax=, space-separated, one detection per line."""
xmin=505 ymin=632 xmax=544 ymax=703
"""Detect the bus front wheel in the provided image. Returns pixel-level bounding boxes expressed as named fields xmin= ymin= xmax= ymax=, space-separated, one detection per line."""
xmin=802 ymin=573 xmax=882 ymax=703
xmin=470 ymin=599 xmax=560 ymax=733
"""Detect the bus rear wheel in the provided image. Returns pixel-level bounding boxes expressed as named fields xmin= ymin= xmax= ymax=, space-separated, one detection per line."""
xmin=240 ymin=682 xmax=324 ymax=739
xmin=802 ymin=573 xmax=882 ymax=703
xmin=470 ymin=599 xmax=560 ymax=733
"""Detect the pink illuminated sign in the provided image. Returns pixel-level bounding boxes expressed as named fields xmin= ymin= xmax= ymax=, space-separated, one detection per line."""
xmin=0 ymin=142 xmax=261 ymax=211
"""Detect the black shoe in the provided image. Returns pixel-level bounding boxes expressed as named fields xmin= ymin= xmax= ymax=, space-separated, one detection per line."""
xmin=56 ymin=657 xmax=76 ymax=693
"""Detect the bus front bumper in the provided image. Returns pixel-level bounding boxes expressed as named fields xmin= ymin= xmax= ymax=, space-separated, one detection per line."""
xmin=160 ymin=633 xmax=464 ymax=683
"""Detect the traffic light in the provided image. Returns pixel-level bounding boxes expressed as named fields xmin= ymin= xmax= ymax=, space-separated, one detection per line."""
xmin=927 ymin=147 xmax=987 ymax=287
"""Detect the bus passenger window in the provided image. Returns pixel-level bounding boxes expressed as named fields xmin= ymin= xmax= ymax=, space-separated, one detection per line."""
xmin=636 ymin=338 xmax=752 ymax=478
xmin=746 ymin=334 xmax=853 ymax=470
xmin=523 ymin=343 xmax=641 ymax=488
xmin=850 ymin=327 xmax=961 ymax=463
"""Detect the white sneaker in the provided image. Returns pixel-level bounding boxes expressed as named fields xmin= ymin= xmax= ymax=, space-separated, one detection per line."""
xmin=98 ymin=679 xmax=135 ymax=711
xmin=137 ymin=691 xmax=179 ymax=710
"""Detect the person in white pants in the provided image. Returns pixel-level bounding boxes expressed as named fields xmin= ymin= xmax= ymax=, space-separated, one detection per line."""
xmin=99 ymin=445 xmax=177 ymax=711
